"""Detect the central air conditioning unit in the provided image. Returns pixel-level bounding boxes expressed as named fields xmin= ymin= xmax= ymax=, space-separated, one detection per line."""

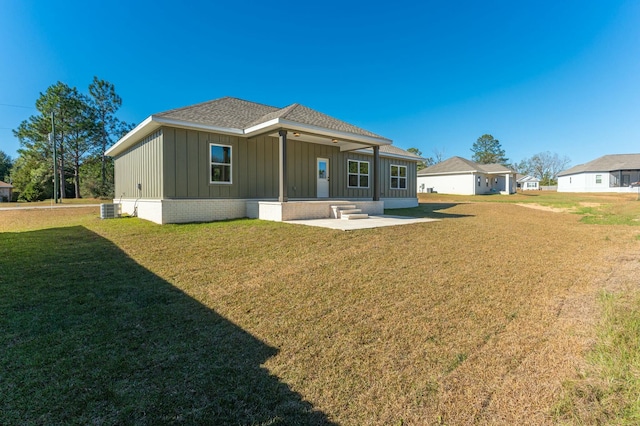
xmin=100 ymin=203 xmax=122 ymax=219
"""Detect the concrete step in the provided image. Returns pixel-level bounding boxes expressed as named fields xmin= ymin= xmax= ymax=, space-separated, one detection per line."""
xmin=331 ymin=204 xmax=359 ymax=219
xmin=341 ymin=213 xmax=369 ymax=220
xmin=339 ymin=209 xmax=362 ymax=215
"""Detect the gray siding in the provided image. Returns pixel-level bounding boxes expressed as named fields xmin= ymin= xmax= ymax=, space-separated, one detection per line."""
xmin=162 ymin=127 xmax=280 ymax=199
xmin=287 ymin=140 xmax=340 ymax=198
xmin=116 ymin=126 xmax=417 ymax=200
xmin=380 ymin=157 xmax=417 ymax=199
xmin=114 ymin=130 xmax=163 ymax=199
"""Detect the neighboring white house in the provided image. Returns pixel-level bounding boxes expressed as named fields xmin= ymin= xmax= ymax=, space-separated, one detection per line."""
xmin=517 ymin=175 xmax=540 ymax=190
xmin=417 ymin=156 xmax=516 ymax=195
xmin=557 ymin=154 xmax=640 ymax=193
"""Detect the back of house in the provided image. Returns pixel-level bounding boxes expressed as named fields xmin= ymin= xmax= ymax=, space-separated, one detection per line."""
xmin=106 ymin=97 xmax=422 ymax=224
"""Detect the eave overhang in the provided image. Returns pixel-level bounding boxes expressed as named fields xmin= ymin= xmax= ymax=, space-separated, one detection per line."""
xmin=105 ymin=116 xmax=392 ymax=157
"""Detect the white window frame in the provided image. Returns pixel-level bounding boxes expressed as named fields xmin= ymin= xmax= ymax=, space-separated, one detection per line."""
xmin=210 ymin=143 xmax=232 ymax=184
xmin=390 ymin=164 xmax=407 ymax=190
xmin=347 ymin=159 xmax=370 ymax=189
xmin=595 ymin=174 xmax=602 ymax=184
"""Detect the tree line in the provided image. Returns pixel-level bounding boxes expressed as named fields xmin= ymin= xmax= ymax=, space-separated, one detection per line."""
xmin=410 ymin=134 xmax=570 ymax=186
xmin=1 ymin=77 xmax=131 ymax=201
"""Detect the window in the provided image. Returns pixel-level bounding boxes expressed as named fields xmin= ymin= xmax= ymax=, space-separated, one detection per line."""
xmin=595 ymin=174 xmax=602 ymax=184
xmin=486 ymin=178 xmax=489 ymax=187
xmin=347 ymin=160 xmax=369 ymax=188
xmin=477 ymin=176 xmax=481 ymax=187
xmin=210 ymin=143 xmax=232 ymax=183
xmin=391 ymin=165 xmax=407 ymax=189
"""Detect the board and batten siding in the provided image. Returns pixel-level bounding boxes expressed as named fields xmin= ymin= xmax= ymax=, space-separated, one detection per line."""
xmin=114 ymin=130 xmax=163 ymax=199
xmin=162 ymin=127 xmax=281 ymax=199
xmin=116 ymin=126 xmax=417 ymax=200
xmin=379 ymin=157 xmax=416 ymax=199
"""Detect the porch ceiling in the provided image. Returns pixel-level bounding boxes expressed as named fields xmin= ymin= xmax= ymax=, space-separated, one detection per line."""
xmin=265 ymin=129 xmax=382 ymax=152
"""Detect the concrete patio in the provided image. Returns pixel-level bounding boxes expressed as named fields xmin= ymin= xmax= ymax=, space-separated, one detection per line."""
xmin=284 ymin=215 xmax=439 ymax=230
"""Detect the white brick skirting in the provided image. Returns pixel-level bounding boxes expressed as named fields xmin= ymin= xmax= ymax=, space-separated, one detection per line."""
xmin=117 ymin=198 xmax=249 ymax=224
xmin=382 ymin=197 xmax=419 ymax=209
xmin=115 ymin=197 xmax=413 ymax=224
xmin=257 ymin=200 xmax=384 ymax=221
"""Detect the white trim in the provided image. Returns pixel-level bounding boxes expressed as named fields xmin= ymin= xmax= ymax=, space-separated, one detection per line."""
xmin=244 ymin=118 xmax=392 ymax=146
xmin=418 ymin=170 xmax=479 ymax=177
xmin=210 ymin=143 xmax=233 ymax=184
xmin=390 ymin=164 xmax=408 ymax=190
xmin=153 ymin=116 xmax=244 ymax=136
xmin=352 ymin=147 xmax=422 ymax=162
xmin=316 ymin=157 xmax=330 ymax=198
xmin=347 ymin=159 xmax=370 ymax=189
xmin=106 ymin=115 xmax=392 ymax=158
xmin=105 ymin=116 xmax=157 ymax=156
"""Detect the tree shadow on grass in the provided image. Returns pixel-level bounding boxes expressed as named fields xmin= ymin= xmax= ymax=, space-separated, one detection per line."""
xmin=0 ymin=226 xmax=334 ymax=425
xmin=386 ymin=203 xmax=473 ymax=220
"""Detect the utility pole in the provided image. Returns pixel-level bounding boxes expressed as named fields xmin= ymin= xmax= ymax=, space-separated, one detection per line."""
xmin=51 ymin=112 xmax=58 ymax=204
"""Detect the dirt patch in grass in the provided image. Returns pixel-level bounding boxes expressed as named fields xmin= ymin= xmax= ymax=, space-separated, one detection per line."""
xmin=515 ymin=202 xmax=570 ymax=213
xmin=2 ymin=196 xmax=640 ymax=424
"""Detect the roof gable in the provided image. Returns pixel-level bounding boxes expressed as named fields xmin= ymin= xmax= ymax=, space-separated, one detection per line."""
xmin=418 ymin=156 xmax=480 ymax=175
xmin=418 ymin=156 xmax=515 ymax=176
xmin=155 ymin=97 xmax=278 ymax=129
xmin=107 ymin=97 xmax=392 ymax=157
xmin=558 ymin=154 xmax=640 ymax=176
xmin=155 ymin=97 xmax=384 ymax=139
xmin=517 ymin=175 xmax=540 ymax=183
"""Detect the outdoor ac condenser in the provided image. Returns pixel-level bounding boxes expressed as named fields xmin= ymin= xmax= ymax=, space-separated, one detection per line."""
xmin=100 ymin=203 xmax=122 ymax=219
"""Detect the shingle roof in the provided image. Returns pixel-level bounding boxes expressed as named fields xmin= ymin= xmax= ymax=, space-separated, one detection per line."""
xmin=0 ymin=180 xmax=12 ymax=188
xmin=107 ymin=96 xmax=394 ymax=157
xmin=353 ymin=145 xmax=423 ymax=162
xmin=417 ymin=156 xmax=515 ymax=176
xmin=558 ymin=154 xmax=640 ymax=176
xmin=156 ymin=97 xmax=384 ymax=139
xmin=481 ymin=163 xmax=514 ymax=173
xmin=517 ymin=175 xmax=540 ymax=183
xmin=155 ymin=97 xmax=278 ymax=129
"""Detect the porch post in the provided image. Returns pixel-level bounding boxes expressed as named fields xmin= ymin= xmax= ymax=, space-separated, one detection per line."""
xmin=373 ymin=145 xmax=380 ymax=201
xmin=278 ymin=129 xmax=288 ymax=202
xmin=505 ymin=173 xmax=511 ymax=194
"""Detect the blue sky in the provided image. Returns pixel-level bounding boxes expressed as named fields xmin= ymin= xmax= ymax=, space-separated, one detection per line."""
xmin=1 ymin=0 xmax=639 ymax=166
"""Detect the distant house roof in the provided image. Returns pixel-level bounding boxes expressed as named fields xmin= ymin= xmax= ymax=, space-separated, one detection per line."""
xmin=106 ymin=97 xmax=393 ymax=157
xmin=0 ymin=180 xmax=12 ymax=188
xmin=558 ymin=154 xmax=640 ymax=176
xmin=417 ymin=156 xmax=515 ymax=176
xmin=517 ymin=175 xmax=540 ymax=183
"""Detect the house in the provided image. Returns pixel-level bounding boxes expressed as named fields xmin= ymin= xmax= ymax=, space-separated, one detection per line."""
xmin=0 ymin=180 xmax=12 ymax=202
xmin=517 ymin=175 xmax=540 ymax=190
xmin=417 ymin=156 xmax=516 ymax=195
xmin=105 ymin=97 xmax=422 ymax=224
xmin=557 ymin=154 xmax=640 ymax=192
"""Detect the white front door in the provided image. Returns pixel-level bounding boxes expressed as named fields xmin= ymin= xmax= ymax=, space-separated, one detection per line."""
xmin=317 ymin=158 xmax=329 ymax=198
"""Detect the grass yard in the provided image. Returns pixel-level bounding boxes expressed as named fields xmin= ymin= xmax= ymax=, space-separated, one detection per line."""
xmin=1 ymin=193 xmax=640 ymax=424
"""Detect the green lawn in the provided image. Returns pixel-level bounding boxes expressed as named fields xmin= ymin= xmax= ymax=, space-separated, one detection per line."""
xmin=2 ymin=193 xmax=640 ymax=424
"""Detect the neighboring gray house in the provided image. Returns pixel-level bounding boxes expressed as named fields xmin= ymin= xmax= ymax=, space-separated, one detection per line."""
xmin=105 ymin=97 xmax=422 ymax=224
xmin=558 ymin=154 xmax=640 ymax=193
xmin=0 ymin=180 xmax=12 ymax=202
xmin=517 ymin=175 xmax=540 ymax=190
xmin=417 ymin=156 xmax=516 ymax=195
